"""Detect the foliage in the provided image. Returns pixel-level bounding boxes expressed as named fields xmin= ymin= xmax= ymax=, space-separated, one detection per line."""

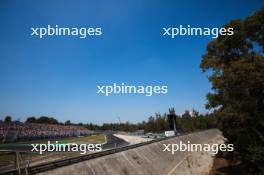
xmin=4 ymin=116 xmax=12 ymax=123
xmin=26 ymin=116 xmax=58 ymax=124
xmin=85 ymin=110 xmax=216 ymax=133
xmin=200 ymin=6 xmax=264 ymax=175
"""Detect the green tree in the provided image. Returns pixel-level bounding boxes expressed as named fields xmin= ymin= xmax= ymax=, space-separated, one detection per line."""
xmin=36 ymin=116 xmax=58 ymax=124
xmin=182 ymin=110 xmax=191 ymax=118
xmin=65 ymin=120 xmax=71 ymax=125
xmin=4 ymin=116 xmax=12 ymax=123
xmin=26 ymin=116 xmax=36 ymax=123
xmin=200 ymin=6 xmax=264 ymax=175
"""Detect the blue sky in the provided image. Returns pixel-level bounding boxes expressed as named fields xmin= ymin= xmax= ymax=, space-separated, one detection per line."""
xmin=0 ymin=0 xmax=263 ymax=124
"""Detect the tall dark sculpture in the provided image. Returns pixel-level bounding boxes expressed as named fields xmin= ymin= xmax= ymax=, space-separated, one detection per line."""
xmin=167 ymin=108 xmax=177 ymax=133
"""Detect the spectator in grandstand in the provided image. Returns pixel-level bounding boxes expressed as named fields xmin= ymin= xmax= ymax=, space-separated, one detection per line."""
xmin=0 ymin=121 xmax=91 ymax=142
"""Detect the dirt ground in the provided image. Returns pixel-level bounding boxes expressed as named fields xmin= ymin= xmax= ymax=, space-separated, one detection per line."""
xmin=209 ymin=154 xmax=243 ymax=175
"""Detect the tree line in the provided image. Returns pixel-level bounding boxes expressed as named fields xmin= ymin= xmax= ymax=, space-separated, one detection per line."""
xmin=86 ymin=109 xmax=216 ymax=133
xmin=200 ymin=6 xmax=264 ymax=175
xmin=1 ymin=109 xmax=216 ymax=133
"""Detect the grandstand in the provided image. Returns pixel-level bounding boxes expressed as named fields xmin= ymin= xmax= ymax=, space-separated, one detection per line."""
xmin=0 ymin=121 xmax=106 ymax=173
xmin=0 ymin=121 xmax=92 ymax=143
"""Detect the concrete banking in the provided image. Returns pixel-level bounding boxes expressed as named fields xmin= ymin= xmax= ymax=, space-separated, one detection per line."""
xmin=39 ymin=129 xmax=224 ymax=175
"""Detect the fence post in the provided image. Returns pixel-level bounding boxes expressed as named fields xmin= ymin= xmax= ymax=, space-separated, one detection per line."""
xmin=15 ymin=151 xmax=21 ymax=175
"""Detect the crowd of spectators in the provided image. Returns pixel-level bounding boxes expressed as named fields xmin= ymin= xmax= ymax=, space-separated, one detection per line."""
xmin=0 ymin=121 xmax=92 ymax=142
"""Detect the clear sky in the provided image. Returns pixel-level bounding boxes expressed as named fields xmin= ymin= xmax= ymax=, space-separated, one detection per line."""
xmin=0 ymin=0 xmax=263 ymax=124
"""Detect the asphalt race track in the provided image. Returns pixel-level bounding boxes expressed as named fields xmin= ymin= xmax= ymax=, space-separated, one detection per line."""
xmin=102 ymin=133 xmax=129 ymax=150
xmin=0 ymin=132 xmax=128 ymax=151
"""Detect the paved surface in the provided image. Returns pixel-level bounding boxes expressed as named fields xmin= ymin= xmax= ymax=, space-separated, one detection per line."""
xmin=0 ymin=133 xmax=128 ymax=174
xmin=0 ymin=133 xmax=126 ymax=151
xmin=38 ymin=129 xmax=224 ymax=175
xmin=114 ymin=134 xmax=152 ymax=145
xmin=102 ymin=133 xmax=129 ymax=150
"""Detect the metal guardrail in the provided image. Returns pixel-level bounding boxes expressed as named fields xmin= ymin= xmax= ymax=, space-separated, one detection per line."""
xmin=0 ymin=130 xmax=213 ymax=175
xmin=28 ymin=138 xmax=167 ymax=174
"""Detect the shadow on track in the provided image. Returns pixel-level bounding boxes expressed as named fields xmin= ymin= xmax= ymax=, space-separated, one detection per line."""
xmin=102 ymin=133 xmax=129 ymax=150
